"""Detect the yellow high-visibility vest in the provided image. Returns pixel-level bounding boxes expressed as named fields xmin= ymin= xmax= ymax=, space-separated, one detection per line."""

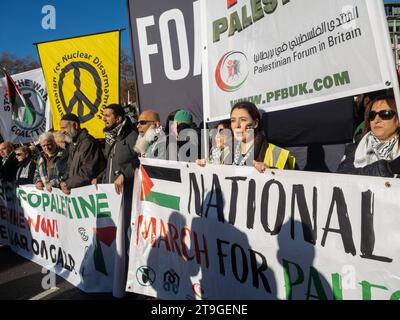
xmin=264 ymin=143 xmax=296 ymax=170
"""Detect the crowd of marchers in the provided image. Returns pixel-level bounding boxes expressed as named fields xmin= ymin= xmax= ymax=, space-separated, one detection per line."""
xmin=1 ymin=92 xmax=400 ymax=199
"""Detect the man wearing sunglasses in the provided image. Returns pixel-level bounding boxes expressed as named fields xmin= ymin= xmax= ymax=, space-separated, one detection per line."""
xmin=337 ymin=93 xmax=400 ymax=177
xmin=134 ymin=110 xmax=166 ymax=159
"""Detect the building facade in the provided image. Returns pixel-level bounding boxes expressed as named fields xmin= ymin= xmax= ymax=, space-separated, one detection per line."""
xmin=385 ymin=1 xmax=400 ymax=68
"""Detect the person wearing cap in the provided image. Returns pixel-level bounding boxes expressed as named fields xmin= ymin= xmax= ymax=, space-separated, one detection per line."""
xmin=168 ymin=109 xmax=200 ymax=162
xmin=59 ymin=113 xmax=105 ymax=194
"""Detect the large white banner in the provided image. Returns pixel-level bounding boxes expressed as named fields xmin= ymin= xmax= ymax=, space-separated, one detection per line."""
xmin=0 ymin=68 xmax=52 ymax=143
xmin=201 ymin=0 xmax=396 ymax=121
xmin=0 ymin=183 xmax=122 ymax=292
xmin=127 ymin=159 xmax=400 ymax=300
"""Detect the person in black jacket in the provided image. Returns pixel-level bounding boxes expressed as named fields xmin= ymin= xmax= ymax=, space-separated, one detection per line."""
xmin=0 ymin=141 xmax=18 ymax=182
xmin=59 ymin=113 xmax=105 ymax=194
xmin=337 ymin=94 xmax=400 ymax=177
xmin=15 ymin=146 xmax=36 ymax=185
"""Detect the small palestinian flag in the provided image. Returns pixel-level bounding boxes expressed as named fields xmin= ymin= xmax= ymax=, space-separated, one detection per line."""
xmin=227 ymin=0 xmax=237 ymax=8
xmin=93 ymin=226 xmax=117 ymax=275
xmin=2 ymin=68 xmax=36 ymax=125
xmin=140 ymin=165 xmax=181 ymax=211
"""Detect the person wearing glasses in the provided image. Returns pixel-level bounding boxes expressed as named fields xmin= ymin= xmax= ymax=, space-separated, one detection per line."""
xmin=15 ymin=146 xmax=36 ymax=185
xmin=337 ymin=94 xmax=400 ymax=177
xmin=134 ymin=110 xmax=166 ymax=159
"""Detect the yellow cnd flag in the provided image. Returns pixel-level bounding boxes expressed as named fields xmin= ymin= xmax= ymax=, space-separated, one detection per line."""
xmin=37 ymin=30 xmax=120 ymax=138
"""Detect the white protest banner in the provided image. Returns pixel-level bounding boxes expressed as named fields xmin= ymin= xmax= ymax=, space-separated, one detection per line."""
xmin=0 ymin=183 xmax=122 ymax=292
xmin=0 ymin=68 xmax=52 ymax=143
xmin=201 ymin=0 xmax=396 ymax=121
xmin=126 ymin=159 xmax=400 ymax=300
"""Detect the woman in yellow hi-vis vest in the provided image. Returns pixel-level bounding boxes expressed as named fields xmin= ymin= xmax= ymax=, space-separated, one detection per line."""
xmin=230 ymin=101 xmax=295 ymax=172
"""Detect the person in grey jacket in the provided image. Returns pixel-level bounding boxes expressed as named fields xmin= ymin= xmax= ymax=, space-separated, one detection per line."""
xmin=94 ymin=104 xmax=139 ymax=298
xmin=59 ymin=113 xmax=105 ymax=194
xmin=95 ymin=104 xmax=139 ymax=194
xmin=337 ymin=94 xmax=400 ymax=177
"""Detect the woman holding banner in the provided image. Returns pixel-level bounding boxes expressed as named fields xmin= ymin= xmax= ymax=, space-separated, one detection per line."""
xmin=230 ymin=101 xmax=295 ymax=172
xmin=337 ymin=94 xmax=400 ymax=177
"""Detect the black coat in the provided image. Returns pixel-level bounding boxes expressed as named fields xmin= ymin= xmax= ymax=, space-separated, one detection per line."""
xmin=98 ymin=118 xmax=139 ymax=184
xmin=336 ymin=143 xmax=394 ymax=177
xmin=0 ymin=152 xmax=18 ymax=182
xmin=16 ymin=159 xmax=36 ymax=185
xmin=63 ymin=129 xmax=106 ymax=188
xmin=166 ymin=123 xmax=201 ymax=162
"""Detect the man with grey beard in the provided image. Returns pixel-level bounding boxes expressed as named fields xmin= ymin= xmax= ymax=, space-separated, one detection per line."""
xmin=59 ymin=113 xmax=105 ymax=195
xmin=134 ymin=110 xmax=166 ymax=159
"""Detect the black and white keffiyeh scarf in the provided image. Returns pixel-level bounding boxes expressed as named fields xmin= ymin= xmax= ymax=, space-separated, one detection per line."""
xmin=233 ymin=142 xmax=254 ymax=166
xmin=354 ymin=131 xmax=400 ymax=168
xmin=105 ymin=120 xmax=125 ymax=146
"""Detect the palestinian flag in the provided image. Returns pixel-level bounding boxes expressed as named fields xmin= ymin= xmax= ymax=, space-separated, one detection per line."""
xmin=227 ymin=0 xmax=237 ymax=8
xmin=93 ymin=226 xmax=117 ymax=275
xmin=140 ymin=165 xmax=181 ymax=211
xmin=2 ymin=68 xmax=36 ymax=125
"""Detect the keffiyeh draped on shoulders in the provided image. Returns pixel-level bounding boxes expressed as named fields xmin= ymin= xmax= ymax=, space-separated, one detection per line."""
xmin=354 ymin=131 xmax=400 ymax=168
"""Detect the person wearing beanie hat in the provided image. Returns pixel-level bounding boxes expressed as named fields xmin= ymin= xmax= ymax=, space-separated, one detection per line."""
xmin=61 ymin=113 xmax=80 ymax=124
xmin=168 ymin=109 xmax=200 ymax=162
xmin=174 ymin=109 xmax=193 ymax=125
xmin=170 ymin=109 xmax=194 ymax=138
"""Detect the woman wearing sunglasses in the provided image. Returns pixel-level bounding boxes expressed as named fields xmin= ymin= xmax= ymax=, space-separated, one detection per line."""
xmin=337 ymin=94 xmax=400 ymax=177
